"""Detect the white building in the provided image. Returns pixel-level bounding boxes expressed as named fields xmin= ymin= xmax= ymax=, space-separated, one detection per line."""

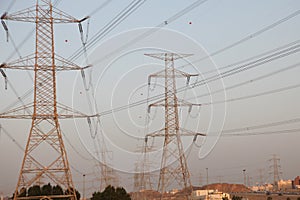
xmin=192 ymin=190 xmax=231 ymax=200
xmin=277 ymin=180 xmax=293 ymax=190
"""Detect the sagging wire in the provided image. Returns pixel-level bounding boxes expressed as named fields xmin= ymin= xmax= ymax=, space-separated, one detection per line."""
xmin=0 ymin=123 xmax=24 ymax=151
xmin=184 ymin=140 xmax=195 ymax=160
xmin=5 ymin=0 xmax=16 ymax=13
xmin=61 ymin=129 xmax=93 ymax=162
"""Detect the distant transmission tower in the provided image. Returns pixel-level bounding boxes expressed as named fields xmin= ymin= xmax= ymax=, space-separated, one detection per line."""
xmin=0 ymin=1 xmax=88 ymax=199
xmin=98 ymin=143 xmax=119 ymax=191
xmin=269 ymin=154 xmax=282 ymax=190
xmin=144 ymin=53 xmax=204 ymax=199
xmin=139 ymin=143 xmax=153 ymax=190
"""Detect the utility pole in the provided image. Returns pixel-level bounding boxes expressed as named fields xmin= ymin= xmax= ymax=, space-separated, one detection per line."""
xmin=206 ymin=168 xmax=209 ymax=186
xmin=0 ymin=1 xmax=89 ymax=199
xmin=243 ymin=169 xmax=246 ymax=187
xmin=258 ymin=168 xmax=264 ymax=186
xmin=83 ymin=174 xmax=86 ymax=200
xmin=144 ymin=53 xmax=204 ymax=199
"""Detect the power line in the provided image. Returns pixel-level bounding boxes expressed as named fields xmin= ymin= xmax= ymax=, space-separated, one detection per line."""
xmin=84 ymin=6 xmax=300 ymax=70
xmin=87 ymin=0 xmax=113 ymax=16
xmin=187 ymin=44 xmax=300 ymax=90
xmin=1 ymin=3 xmax=300 ymax=124
xmin=222 ymin=128 xmax=300 ymax=137
xmin=190 ymin=61 xmax=300 ymax=102
xmin=198 ymin=39 xmax=300 ymax=76
xmin=69 ymin=0 xmax=147 ymax=61
xmin=4 ymin=0 xmax=16 ymax=13
xmin=200 ymin=83 xmax=300 ymax=106
xmin=0 ymin=123 xmax=23 ymax=151
xmin=93 ymin=43 xmax=300 ymax=117
xmin=3 ymin=2 xmax=297 ymax=114
xmin=76 ymin=0 xmax=210 ymax=64
xmin=2 ymin=38 xmax=299 ymax=123
xmin=221 ymin=117 xmax=300 ymax=135
xmin=178 ymin=9 xmax=300 ymax=69
xmin=0 ymin=123 xmax=87 ymax=176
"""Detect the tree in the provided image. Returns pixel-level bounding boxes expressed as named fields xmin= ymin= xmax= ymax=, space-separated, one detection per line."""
xmin=65 ymin=187 xmax=81 ymax=200
xmin=115 ymin=187 xmax=130 ymax=200
xmin=41 ymin=183 xmax=52 ymax=195
xmin=52 ymin=185 xmax=64 ymax=196
xmin=231 ymin=196 xmax=243 ymax=200
xmin=28 ymin=185 xmax=41 ymax=197
xmin=91 ymin=185 xmax=131 ymax=200
xmin=18 ymin=187 xmax=27 ymax=197
xmin=25 ymin=184 xmax=80 ymax=200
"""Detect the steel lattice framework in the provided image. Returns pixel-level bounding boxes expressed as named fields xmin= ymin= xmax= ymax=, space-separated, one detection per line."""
xmin=145 ymin=53 xmax=205 ymax=199
xmin=0 ymin=1 xmax=88 ymax=199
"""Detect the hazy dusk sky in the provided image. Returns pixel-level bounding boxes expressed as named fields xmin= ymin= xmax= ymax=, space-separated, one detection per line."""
xmin=0 ymin=0 xmax=300 ymax=197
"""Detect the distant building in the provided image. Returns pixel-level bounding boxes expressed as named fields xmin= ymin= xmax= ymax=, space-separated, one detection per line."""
xmin=277 ymin=179 xmax=293 ymax=191
xmin=250 ymin=186 xmax=259 ymax=192
xmin=294 ymin=176 xmax=300 ymax=188
xmin=192 ymin=190 xmax=231 ymax=200
xmin=169 ymin=188 xmax=179 ymax=194
xmin=251 ymin=184 xmax=273 ymax=191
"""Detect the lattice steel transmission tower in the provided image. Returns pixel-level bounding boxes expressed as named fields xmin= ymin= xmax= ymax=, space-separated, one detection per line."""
xmin=98 ymin=144 xmax=119 ymax=191
xmin=269 ymin=154 xmax=282 ymax=190
xmin=144 ymin=53 xmax=204 ymax=199
xmin=0 ymin=1 xmax=88 ymax=199
xmin=132 ymin=144 xmax=153 ymax=195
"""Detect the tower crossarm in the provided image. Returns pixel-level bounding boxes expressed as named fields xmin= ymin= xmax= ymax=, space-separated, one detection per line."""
xmin=144 ymin=53 xmax=192 ymax=61
xmin=0 ymin=102 xmax=92 ymax=119
xmin=0 ymin=55 xmax=90 ymax=71
xmin=145 ymin=128 xmax=206 ymax=143
xmin=1 ymin=4 xmax=88 ymax=24
xmin=148 ymin=98 xmax=201 ymax=113
xmin=148 ymin=69 xmax=198 ymax=86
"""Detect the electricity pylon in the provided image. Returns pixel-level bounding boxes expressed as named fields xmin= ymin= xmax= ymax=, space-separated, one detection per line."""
xmin=86 ymin=112 xmax=118 ymax=191
xmin=269 ymin=154 xmax=282 ymax=190
xmin=98 ymin=144 xmax=119 ymax=190
xmin=132 ymin=144 xmax=153 ymax=200
xmin=0 ymin=1 xmax=89 ymax=199
xmin=144 ymin=53 xmax=205 ymax=199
